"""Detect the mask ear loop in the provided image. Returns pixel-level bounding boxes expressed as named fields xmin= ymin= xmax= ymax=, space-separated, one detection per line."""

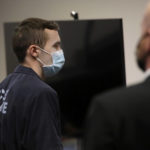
xmin=39 ymin=47 xmax=51 ymax=55
xmin=36 ymin=57 xmax=46 ymax=66
xmin=36 ymin=46 xmax=54 ymax=66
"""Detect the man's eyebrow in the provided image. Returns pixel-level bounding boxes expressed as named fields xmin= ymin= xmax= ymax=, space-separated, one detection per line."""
xmin=53 ymin=41 xmax=61 ymax=47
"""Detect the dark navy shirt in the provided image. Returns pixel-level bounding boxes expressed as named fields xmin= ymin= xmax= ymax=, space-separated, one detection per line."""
xmin=0 ymin=65 xmax=63 ymax=150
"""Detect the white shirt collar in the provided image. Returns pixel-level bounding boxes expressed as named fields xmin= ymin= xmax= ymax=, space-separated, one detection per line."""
xmin=144 ymin=68 xmax=150 ymax=79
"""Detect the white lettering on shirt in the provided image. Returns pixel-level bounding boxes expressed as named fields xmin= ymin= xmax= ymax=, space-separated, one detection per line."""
xmin=0 ymin=102 xmax=8 ymax=114
xmin=0 ymin=89 xmax=9 ymax=114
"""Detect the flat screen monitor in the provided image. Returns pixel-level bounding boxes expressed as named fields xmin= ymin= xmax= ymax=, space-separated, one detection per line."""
xmin=46 ymin=19 xmax=126 ymax=137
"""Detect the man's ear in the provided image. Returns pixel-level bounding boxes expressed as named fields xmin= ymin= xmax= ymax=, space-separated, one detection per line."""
xmin=142 ymin=3 xmax=150 ymax=35
xmin=27 ymin=45 xmax=39 ymax=58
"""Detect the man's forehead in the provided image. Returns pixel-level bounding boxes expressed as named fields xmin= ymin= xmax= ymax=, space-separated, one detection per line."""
xmin=44 ymin=28 xmax=60 ymax=39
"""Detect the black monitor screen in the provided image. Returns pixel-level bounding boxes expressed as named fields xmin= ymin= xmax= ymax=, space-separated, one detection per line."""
xmin=4 ymin=19 xmax=125 ymax=138
xmin=46 ymin=19 xmax=126 ymax=137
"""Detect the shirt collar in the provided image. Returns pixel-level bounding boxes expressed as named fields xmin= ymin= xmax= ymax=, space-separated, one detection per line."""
xmin=14 ymin=65 xmax=40 ymax=79
xmin=144 ymin=68 xmax=150 ymax=79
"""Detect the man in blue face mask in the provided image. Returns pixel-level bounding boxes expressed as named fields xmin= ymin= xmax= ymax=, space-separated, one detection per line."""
xmin=36 ymin=46 xmax=65 ymax=78
xmin=0 ymin=18 xmax=65 ymax=150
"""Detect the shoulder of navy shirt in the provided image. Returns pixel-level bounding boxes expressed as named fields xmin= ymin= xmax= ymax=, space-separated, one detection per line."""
xmin=0 ymin=65 xmax=58 ymax=103
xmin=0 ymin=66 xmax=63 ymax=149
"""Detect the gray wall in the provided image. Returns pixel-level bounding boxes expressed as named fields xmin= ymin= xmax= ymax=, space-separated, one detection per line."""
xmin=0 ymin=0 xmax=149 ymax=85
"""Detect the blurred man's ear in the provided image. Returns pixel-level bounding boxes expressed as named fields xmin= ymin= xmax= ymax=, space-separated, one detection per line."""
xmin=142 ymin=2 xmax=150 ymax=35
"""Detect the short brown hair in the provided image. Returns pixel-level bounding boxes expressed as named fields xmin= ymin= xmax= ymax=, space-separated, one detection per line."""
xmin=12 ymin=18 xmax=59 ymax=63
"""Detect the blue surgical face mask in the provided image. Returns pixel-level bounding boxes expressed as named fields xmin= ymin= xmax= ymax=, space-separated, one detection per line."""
xmin=37 ymin=47 xmax=65 ymax=78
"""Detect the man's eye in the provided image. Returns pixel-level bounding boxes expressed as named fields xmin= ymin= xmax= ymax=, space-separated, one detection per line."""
xmin=54 ymin=45 xmax=59 ymax=48
xmin=54 ymin=44 xmax=60 ymax=49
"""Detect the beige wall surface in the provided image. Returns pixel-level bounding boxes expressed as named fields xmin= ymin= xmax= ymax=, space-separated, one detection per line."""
xmin=0 ymin=0 xmax=149 ymax=85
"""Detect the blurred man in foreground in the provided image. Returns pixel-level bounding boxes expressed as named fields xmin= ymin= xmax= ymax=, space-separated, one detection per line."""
xmin=85 ymin=3 xmax=150 ymax=150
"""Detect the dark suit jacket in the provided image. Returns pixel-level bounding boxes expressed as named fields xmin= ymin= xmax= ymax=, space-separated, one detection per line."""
xmin=85 ymin=77 xmax=150 ymax=150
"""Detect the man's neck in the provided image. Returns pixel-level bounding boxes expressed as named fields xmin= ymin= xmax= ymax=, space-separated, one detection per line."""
xmin=21 ymin=61 xmax=43 ymax=79
xmin=145 ymin=55 xmax=150 ymax=70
